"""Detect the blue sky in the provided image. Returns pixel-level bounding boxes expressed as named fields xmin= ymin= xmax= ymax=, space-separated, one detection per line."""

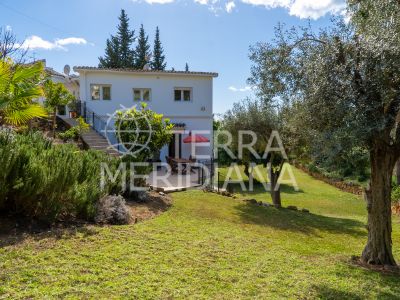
xmin=0 ymin=0 xmax=345 ymax=114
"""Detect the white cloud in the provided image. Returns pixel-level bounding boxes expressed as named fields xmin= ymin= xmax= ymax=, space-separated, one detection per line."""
xmin=289 ymin=0 xmax=346 ymax=19
xmin=225 ymin=1 xmax=236 ymax=13
xmin=229 ymin=85 xmax=252 ymax=92
xmin=130 ymin=0 xmax=346 ymax=19
xmin=241 ymin=0 xmax=291 ymax=9
xmin=55 ymin=37 xmax=87 ymax=46
xmin=5 ymin=25 xmax=12 ymax=31
xmin=20 ymin=35 xmax=88 ymax=51
xmin=241 ymin=0 xmax=346 ymax=19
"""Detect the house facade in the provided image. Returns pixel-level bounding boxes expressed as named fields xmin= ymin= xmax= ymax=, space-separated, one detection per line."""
xmin=73 ymin=66 xmax=218 ymax=161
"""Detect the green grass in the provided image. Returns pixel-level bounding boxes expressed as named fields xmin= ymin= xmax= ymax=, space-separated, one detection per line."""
xmin=1 ymin=167 xmax=400 ymax=299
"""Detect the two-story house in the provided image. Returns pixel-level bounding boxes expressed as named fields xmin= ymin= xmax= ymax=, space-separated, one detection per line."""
xmin=73 ymin=66 xmax=218 ymax=161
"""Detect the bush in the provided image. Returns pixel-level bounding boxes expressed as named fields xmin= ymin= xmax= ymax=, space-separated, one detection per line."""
xmin=58 ymin=127 xmax=78 ymax=141
xmin=94 ymin=195 xmax=131 ymax=225
xmin=0 ymin=130 xmax=123 ymax=222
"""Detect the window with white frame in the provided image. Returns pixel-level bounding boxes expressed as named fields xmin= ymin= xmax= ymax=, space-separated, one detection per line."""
xmin=174 ymin=88 xmax=192 ymax=101
xmin=91 ymin=84 xmax=111 ymax=100
xmin=133 ymin=88 xmax=151 ymax=101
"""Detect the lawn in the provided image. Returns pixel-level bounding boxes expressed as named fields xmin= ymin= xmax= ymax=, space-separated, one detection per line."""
xmin=1 ymin=167 xmax=400 ymax=299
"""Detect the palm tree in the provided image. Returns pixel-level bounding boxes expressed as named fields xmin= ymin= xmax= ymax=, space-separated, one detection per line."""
xmin=43 ymin=80 xmax=74 ymax=137
xmin=0 ymin=59 xmax=47 ymax=126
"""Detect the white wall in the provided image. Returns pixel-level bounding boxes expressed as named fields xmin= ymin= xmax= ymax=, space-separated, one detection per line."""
xmin=79 ymin=71 xmax=213 ymax=118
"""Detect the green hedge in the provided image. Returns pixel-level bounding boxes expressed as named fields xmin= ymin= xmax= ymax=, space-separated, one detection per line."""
xmin=0 ymin=130 xmax=122 ymax=222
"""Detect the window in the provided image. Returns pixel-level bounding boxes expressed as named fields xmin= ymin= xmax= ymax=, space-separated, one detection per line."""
xmin=174 ymin=88 xmax=192 ymax=101
xmin=102 ymin=86 xmax=111 ymax=100
xmin=91 ymin=84 xmax=111 ymax=100
xmin=133 ymin=88 xmax=151 ymax=101
xmin=91 ymin=85 xmax=100 ymax=100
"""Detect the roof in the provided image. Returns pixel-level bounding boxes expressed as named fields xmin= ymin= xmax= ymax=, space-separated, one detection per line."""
xmin=73 ymin=66 xmax=218 ymax=78
xmin=45 ymin=67 xmax=66 ymax=78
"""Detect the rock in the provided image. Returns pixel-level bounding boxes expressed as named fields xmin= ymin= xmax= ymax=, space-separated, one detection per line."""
xmin=159 ymin=192 xmax=166 ymax=196
xmin=301 ymin=208 xmax=310 ymax=213
xmin=137 ymin=191 xmax=150 ymax=202
xmin=95 ymin=195 xmax=131 ymax=225
xmin=262 ymin=203 xmax=271 ymax=208
xmin=258 ymin=201 xmax=264 ymax=206
xmin=287 ymin=205 xmax=298 ymax=211
xmin=246 ymin=199 xmax=258 ymax=204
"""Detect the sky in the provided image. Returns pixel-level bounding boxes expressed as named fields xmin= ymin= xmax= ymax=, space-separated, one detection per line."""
xmin=0 ymin=0 xmax=345 ymax=114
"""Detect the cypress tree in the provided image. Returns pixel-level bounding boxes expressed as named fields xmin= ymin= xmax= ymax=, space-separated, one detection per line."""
xmin=185 ymin=63 xmax=189 ymax=72
xmin=134 ymin=24 xmax=151 ymax=70
xmin=99 ymin=9 xmax=135 ymax=68
xmin=151 ymin=27 xmax=166 ymax=70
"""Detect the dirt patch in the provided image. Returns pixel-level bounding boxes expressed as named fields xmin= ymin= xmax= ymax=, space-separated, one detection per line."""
xmin=0 ymin=192 xmax=172 ymax=247
xmin=126 ymin=191 xmax=172 ymax=223
xmin=350 ymin=256 xmax=400 ymax=276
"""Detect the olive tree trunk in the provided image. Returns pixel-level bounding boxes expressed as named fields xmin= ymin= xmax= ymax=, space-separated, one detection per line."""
xmin=269 ymin=168 xmax=282 ymax=208
xmin=52 ymin=107 xmax=57 ymax=138
xmin=361 ymin=145 xmax=397 ymax=266
xmin=396 ymin=159 xmax=400 ymax=186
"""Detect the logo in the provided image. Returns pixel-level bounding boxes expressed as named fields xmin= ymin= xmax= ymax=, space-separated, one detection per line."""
xmin=104 ymin=105 xmax=153 ymax=157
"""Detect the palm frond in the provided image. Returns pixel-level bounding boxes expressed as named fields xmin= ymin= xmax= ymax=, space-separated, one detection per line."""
xmin=3 ymin=104 xmax=47 ymax=126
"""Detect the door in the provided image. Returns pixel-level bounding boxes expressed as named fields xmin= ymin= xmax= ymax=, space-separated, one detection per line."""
xmin=168 ymin=134 xmax=182 ymax=158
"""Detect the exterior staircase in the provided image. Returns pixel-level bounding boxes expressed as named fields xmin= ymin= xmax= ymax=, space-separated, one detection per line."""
xmin=59 ymin=116 xmax=120 ymax=157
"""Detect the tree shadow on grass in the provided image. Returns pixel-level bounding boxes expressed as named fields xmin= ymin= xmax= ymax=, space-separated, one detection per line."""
xmin=0 ymin=216 xmax=98 ymax=248
xmin=217 ymin=181 xmax=304 ymax=195
xmin=312 ymin=285 xmax=364 ymax=300
xmin=235 ymin=202 xmax=366 ymax=237
xmin=312 ymin=270 xmax=400 ymax=299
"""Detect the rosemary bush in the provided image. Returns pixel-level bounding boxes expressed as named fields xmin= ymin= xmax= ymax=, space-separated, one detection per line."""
xmin=0 ymin=129 xmax=122 ymax=222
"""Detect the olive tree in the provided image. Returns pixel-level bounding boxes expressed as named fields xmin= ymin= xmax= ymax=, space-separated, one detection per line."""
xmin=248 ymin=1 xmax=400 ymax=266
xmin=223 ymin=98 xmax=286 ymax=207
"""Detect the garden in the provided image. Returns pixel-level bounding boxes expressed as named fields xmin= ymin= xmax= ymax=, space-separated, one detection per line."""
xmin=1 ymin=0 xmax=400 ymax=298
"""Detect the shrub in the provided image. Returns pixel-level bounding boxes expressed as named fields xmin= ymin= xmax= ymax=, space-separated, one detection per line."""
xmin=58 ymin=127 xmax=78 ymax=141
xmin=0 ymin=129 xmax=123 ymax=222
xmin=58 ymin=117 xmax=89 ymax=142
xmin=95 ymin=195 xmax=131 ymax=225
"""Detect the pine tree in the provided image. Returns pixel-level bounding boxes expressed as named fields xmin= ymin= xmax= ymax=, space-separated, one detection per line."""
xmin=185 ymin=63 xmax=189 ymax=72
xmin=134 ymin=24 xmax=151 ymax=70
xmin=151 ymin=27 xmax=166 ymax=70
xmin=99 ymin=9 xmax=135 ymax=68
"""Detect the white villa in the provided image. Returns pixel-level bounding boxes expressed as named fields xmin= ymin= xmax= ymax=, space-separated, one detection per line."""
xmin=71 ymin=66 xmax=218 ymax=162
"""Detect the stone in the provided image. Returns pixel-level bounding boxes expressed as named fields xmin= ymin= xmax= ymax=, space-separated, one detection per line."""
xmin=159 ymin=192 xmax=166 ymax=196
xmin=301 ymin=208 xmax=310 ymax=213
xmin=258 ymin=201 xmax=264 ymax=206
xmin=246 ymin=199 xmax=258 ymax=204
xmin=262 ymin=203 xmax=271 ymax=208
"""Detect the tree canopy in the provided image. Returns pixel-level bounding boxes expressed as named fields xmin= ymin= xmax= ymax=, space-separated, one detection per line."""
xmin=151 ymin=27 xmax=166 ymax=71
xmin=248 ymin=0 xmax=400 ymax=266
xmin=134 ymin=24 xmax=151 ymax=70
xmin=98 ymin=9 xmax=135 ymax=68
